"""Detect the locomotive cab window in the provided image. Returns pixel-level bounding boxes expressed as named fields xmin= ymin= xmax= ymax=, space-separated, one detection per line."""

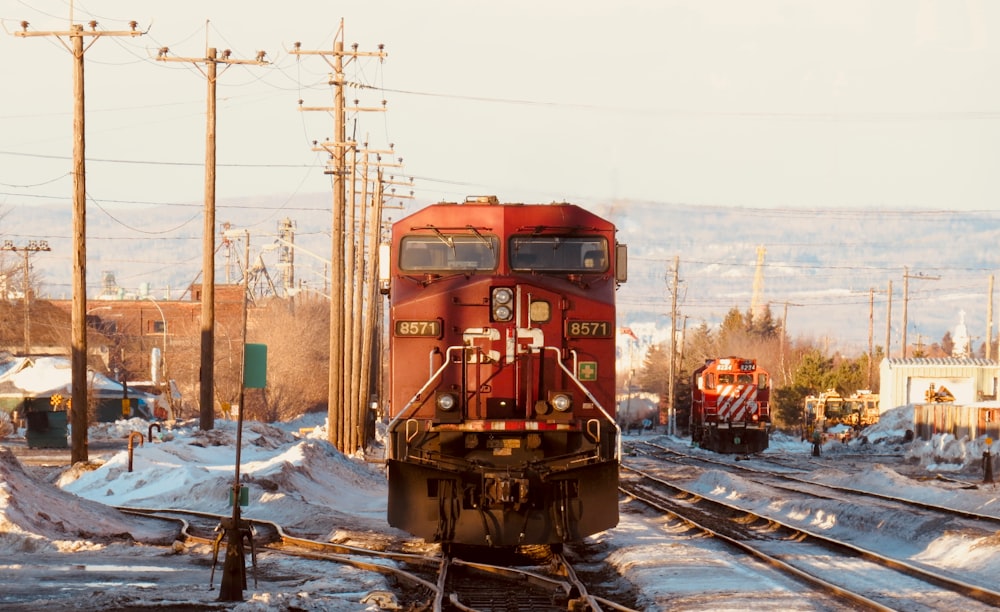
xmin=509 ymin=236 xmax=609 ymax=272
xmin=400 ymin=234 xmax=498 ymax=272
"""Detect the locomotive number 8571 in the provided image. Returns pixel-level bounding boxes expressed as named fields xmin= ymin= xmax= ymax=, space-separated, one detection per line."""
xmin=380 ymin=196 xmax=627 ymax=548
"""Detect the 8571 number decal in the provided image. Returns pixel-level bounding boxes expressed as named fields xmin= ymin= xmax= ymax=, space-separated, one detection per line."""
xmin=394 ymin=320 xmax=442 ymax=337
xmin=566 ymin=321 xmax=612 ymax=338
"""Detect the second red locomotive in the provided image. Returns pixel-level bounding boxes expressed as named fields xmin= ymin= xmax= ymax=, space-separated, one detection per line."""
xmin=691 ymin=356 xmax=771 ymax=454
xmin=381 ymin=196 xmax=626 ymax=548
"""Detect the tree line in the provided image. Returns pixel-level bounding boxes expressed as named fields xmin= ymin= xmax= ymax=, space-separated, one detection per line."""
xmin=632 ymin=304 xmax=1000 ymax=435
xmin=632 ymin=305 xmax=885 ymax=434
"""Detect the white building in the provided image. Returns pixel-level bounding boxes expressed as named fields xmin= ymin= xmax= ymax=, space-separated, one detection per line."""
xmin=878 ymin=357 xmax=1000 ymax=410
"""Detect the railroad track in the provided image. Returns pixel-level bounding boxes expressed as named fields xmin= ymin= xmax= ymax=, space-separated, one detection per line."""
xmin=630 ymin=440 xmax=1000 ymax=525
xmin=621 ymin=463 xmax=1000 ymax=611
xmin=123 ymin=506 xmax=637 ymax=611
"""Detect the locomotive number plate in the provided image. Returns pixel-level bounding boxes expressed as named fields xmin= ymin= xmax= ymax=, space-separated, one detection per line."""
xmin=394 ymin=320 xmax=442 ymax=337
xmin=565 ymin=321 xmax=612 ymax=338
xmin=717 ymin=360 xmax=755 ymax=372
xmin=487 ymin=438 xmax=521 ymax=449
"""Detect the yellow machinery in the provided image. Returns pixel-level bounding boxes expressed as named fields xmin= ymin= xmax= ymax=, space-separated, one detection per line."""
xmin=804 ymin=389 xmax=881 ymax=439
xmin=924 ymin=383 xmax=954 ymax=403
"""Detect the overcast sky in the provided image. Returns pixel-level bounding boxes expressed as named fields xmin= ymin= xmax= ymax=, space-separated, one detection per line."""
xmin=0 ymin=0 xmax=995 ymax=213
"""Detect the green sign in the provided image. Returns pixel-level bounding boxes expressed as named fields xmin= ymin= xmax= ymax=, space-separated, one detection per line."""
xmin=244 ymin=343 xmax=267 ymax=389
xmin=578 ymin=361 xmax=598 ymax=381
xmin=228 ymin=486 xmax=250 ymax=507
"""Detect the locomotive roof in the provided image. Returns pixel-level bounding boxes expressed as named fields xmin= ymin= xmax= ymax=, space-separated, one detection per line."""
xmin=395 ymin=197 xmax=615 ymax=233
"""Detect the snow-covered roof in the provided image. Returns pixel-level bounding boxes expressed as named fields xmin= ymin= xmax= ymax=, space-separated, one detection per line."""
xmin=0 ymin=356 xmax=149 ymax=398
xmin=883 ymin=357 xmax=999 ymax=367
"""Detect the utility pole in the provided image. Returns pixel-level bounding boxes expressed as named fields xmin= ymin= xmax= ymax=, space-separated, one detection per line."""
xmin=667 ymin=256 xmax=679 ymax=435
xmin=291 ymin=21 xmax=386 ymax=452
xmin=677 ymin=315 xmax=689 ymax=419
xmin=15 ymin=19 xmax=142 ymax=465
xmin=349 ymin=151 xmax=409 ymax=453
xmin=901 ymin=267 xmax=940 ymax=359
xmin=1 ymin=240 xmax=51 ymax=355
xmin=885 ymin=280 xmax=892 ymax=362
xmin=987 ymin=275 xmax=994 ymax=360
xmin=772 ymin=301 xmax=801 ymax=386
xmin=156 ymin=45 xmax=268 ymax=432
xmin=749 ymin=245 xmax=766 ymax=319
xmin=868 ymin=289 xmax=875 ymax=389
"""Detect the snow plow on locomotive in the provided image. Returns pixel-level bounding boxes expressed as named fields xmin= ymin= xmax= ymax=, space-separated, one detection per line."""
xmin=381 ymin=196 xmax=626 ymax=548
xmin=691 ymin=356 xmax=771 ymax=454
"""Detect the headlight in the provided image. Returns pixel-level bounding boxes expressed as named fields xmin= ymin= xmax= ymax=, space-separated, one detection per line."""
xmin=491 ymin=287 xmax=514 ymax=322
xmin=436 ymin=392 xmax=457 ymax=411
xmin=549 ymin=392 xmax=572 ymax=412
xmin=492 ymin=287 xmax=513 ymax=304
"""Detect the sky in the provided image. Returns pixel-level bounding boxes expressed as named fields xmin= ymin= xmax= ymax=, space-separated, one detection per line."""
xmin=0 ymin=0 xmax=996 ymax=213
xmin=2 ymin=406 xmax=1000 ymax=609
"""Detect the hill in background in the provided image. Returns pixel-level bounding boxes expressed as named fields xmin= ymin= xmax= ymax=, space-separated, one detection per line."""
xmin=4 ymin=196 xmax=998 ymax=355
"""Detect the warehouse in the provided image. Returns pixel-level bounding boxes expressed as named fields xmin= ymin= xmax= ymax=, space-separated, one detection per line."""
xmin=878 ymin=357 xmax=1000 ymax=411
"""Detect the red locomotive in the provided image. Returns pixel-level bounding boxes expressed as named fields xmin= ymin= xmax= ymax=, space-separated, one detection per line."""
xmin=690 ymin=356 xmax=771 ymax=453
xmin=381 ymin=196 xmax=626 ymax=548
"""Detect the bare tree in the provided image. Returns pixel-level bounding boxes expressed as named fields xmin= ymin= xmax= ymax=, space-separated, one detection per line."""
xmin=243 ymin=297 xmax=330 ymax=422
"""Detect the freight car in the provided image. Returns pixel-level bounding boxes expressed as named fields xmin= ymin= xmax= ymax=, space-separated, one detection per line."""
xmin=381 ymin=196 xmax=626 ymax=548
xmin=690 ymin=356 xmax=771 ymax=453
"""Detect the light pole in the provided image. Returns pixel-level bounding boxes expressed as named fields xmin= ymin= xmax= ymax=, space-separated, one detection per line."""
xmin=142 ymin=296 xmax=167 ymax=383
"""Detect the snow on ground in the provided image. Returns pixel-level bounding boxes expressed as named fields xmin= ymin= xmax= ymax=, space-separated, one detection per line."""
xmin=0 ymin=414 xmax=402 ymax=610
xmin=1 ymin=404 xmax=1000 ymax=610
xmin=620 ymin=403 xmax=1000 ymax=609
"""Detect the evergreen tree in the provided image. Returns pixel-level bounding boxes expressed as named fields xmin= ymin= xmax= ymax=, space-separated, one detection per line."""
xmin=684 ymin=321 xmax=716 ymax=367
xmin=832 ymin=357 xmax=866 ymax=395
xmin=791 ymin=348 xmax=836 ymax=393
xmin=773 ymin=384 xmax=811 ymax=430
xmin=746 ymin=304 xmax=780 ymax=339
xmin=718 ymin=307 xmax=745 ymax=346
xmin=636 ymin=343 xmax=669 ymax=396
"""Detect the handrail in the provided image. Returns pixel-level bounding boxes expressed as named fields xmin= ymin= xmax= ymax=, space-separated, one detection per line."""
xmin=386 ymin=344 xmax=622 ymax=461
xmin=544 ymin=346 xmax=621 ymax=461
xmin=386 ymin=346 xmax=466 ymax=456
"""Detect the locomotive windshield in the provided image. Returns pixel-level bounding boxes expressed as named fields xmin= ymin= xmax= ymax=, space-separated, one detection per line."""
xmin=509 ymin=236 xmax=609 ymax=272
xmin=399 ymin=234 xmax=499 ymax=271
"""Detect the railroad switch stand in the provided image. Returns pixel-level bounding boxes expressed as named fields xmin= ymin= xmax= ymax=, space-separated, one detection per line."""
xmin=211 ymin=515 xmax=258 ymax=600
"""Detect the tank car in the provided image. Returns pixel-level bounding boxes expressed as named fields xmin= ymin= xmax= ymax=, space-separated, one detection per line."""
xmin=690 ymin=356 xmax=771 ymax=453
xmin=381 ymin=196 xmax=626 ymax=548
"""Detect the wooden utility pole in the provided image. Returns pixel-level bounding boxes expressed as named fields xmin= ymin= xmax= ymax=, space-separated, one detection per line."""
xmin=349 ymin=152 xmax=408 ymax=452
xmin=987 ymin=275 xmax=994 ymax=360
xmin=868 ymin=288 xmax=875 ymax=389
xmin=156 ymin=45 xmax=268 ymax=431
xmin=0 ymin=240 xmax=51 ymax=355
xmin=291 ymin=22 xmax=386 ymax=452
xmin=15 ymin=19 xmax=142 ymax=464
xmin=885 ymin=280 xmax=892 ymax=362
xmin=901 ymin=267 xmax=940 ymax=359
xmin=667 ymin=256 xmax=679 ymax=435
xmin=773 ymin=301 xmax=802 ymax=385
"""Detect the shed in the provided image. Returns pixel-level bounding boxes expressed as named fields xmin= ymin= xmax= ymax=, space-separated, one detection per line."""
xmin=879 ymin=357 xmax=1000 ymax=410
